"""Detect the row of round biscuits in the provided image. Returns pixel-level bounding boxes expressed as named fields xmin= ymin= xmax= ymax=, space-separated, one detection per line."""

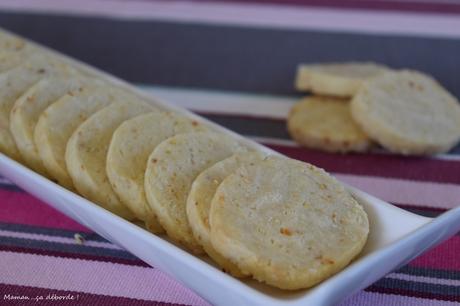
xmin=290 ymin=63 xmax=460 ymax=155
xmin=0 ymin=32 xmax=369 ymax=290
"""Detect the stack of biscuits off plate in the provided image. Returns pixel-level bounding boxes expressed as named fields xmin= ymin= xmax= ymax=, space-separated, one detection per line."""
xmin=0 ymin=30 xmax=370 ymax=290
xmin=290 ymin=63 xmax=460 ymax=155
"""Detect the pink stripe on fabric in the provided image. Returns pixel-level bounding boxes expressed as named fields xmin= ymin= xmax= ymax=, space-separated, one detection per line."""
xmin=0 ymin=189 xmax=90 ymax=232
xmin=335 ymin=174 xmax=460 ymax=209
xmin=0 ymin=230 xmax=121 ymax=250
xmin=340 ymin=290 xmax=458 ymax=306
xmin=387 ymin=272 xmax=460 ymax=287
xmin=0 ymin=251 xmax=209 ymax=306
xmin=409 ymin=235 xmax=460 ymax=270
xmin=0 ymin=0 xmax=460 ymax=38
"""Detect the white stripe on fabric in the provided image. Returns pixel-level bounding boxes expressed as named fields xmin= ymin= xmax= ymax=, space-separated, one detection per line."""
xmin=335 ymin=173 xmax=460 ymax=209
xmin=141 ymin=85 xmax=295 ymax=120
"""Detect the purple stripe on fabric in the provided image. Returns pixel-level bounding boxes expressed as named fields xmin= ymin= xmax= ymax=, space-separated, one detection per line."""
xmin=366 ymin=286 xmax=460 ymax=302
xmin=340 ymin=290 xmax=459 ymax=306
xmin=0 ymin=283 xmax=191 ymax=306
xmin=0 ymin=251 xmax=209 ymax=305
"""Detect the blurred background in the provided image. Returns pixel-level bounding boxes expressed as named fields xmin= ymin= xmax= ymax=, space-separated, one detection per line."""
xmin=1 ymin=0 xmax=459 ymax=97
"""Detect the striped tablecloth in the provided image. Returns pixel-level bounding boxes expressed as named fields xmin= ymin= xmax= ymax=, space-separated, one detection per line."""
xmin=1 ymin=0 xmax=459 ymax=305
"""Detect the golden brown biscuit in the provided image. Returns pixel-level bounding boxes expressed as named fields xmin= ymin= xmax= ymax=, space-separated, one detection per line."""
xmin=107 ymin=112 xmax=206 ymax=233
xmin=351 ymin=70 xmax=460 ymax=155
xmin=296 ymin=62 xmax=389 ymax=97
xmin=287 ymin=96 xmax=371 ymax=153
xmin=210 ymin=156 xmax=369 ymax=290
xmin=144 ymin=132 xmax=244 ymax=254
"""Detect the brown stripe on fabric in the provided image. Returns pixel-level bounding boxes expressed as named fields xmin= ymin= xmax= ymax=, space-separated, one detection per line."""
xmin=200 ymin=113 xmax=290 ymax=140
xmin=0 ymin=245 xmax=149 ymax=267
xmin=0 ymin=184 xmax=23 ymax=192
xmin=394 ymin=204 xmax=445 ymax=218
xmin=398 ymin=265 xmax=460 ymax=281
xmin=0 ymin=235 xmax=138 ymax=260
xmin=372 ymin=276 xmax=460 ymax=298
xmin=395 ymin=204 xmax=447 ymax=213
xmin=0 ymin=284 xmax=189 ymax=306
xmin=198 ymin=111 xmax=287 ymax=123
xmin=267 ymin=144 xmax=460 ymax=185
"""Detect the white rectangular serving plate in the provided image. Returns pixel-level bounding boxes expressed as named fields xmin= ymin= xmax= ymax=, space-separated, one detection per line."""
xmin=1 ymin=29 xmax=460 ymax=306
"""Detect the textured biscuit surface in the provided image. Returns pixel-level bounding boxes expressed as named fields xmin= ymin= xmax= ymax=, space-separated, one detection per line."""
xmin=0 ymin=31 xmax=27 ymax=52
xmin=0 ymin=49 xmax=31 ymax=73
xmin=210 ymin=156 xmax=369 ymax=290
xmin=107 ymin=112 xmax=206 ymax=233
xmin=0 ymin=53 xmax=76 ymax=162
xmin=287 ymin=96 xmax=371 ymax=153
xmin=144 ymin=132 xmax=243 ymax=254
xmin=351 ymin=70 xmax=460 ymax=155
xmin=187 ymin=152 xmax=264 ymax=276
xmin=296 ymin=62 xmax=389 ymax=97
xmin=10 ymin=77 xmax=89 ymax=175
xmin=35 ymin=86 xmax=123 ymax=189
xmin=0 ymin=36 xmax=36 ymax=72
xmin=65 ymin=101 xmax=154 ymax=219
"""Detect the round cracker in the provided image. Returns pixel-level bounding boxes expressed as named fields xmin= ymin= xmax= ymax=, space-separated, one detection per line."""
xmin=210 ymin=156 xmax=369 ymax=290
xmin=0 ymin=53 xmax=77 ymax=162
xmin=295 ymin=62 xmax=389 ymax=97
xmin=10 ymin=77 xmax=92 ymax=175
xmin=351 ymin=70 xmax=460 ymax=155
xmin=65 ymin=101 xmax=155 ymax=219
xmin=35 ymin=86 xmax=124 ymax=189
xmin=144 ymin=132 xmax=244 ymax=254
xmin=187 ymin=152 xmax=265 ymax=276
xmin=107 ymin=112 xmax=206 ymax=233
xmin=287 ymin=96 xmax=371 ymax=153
